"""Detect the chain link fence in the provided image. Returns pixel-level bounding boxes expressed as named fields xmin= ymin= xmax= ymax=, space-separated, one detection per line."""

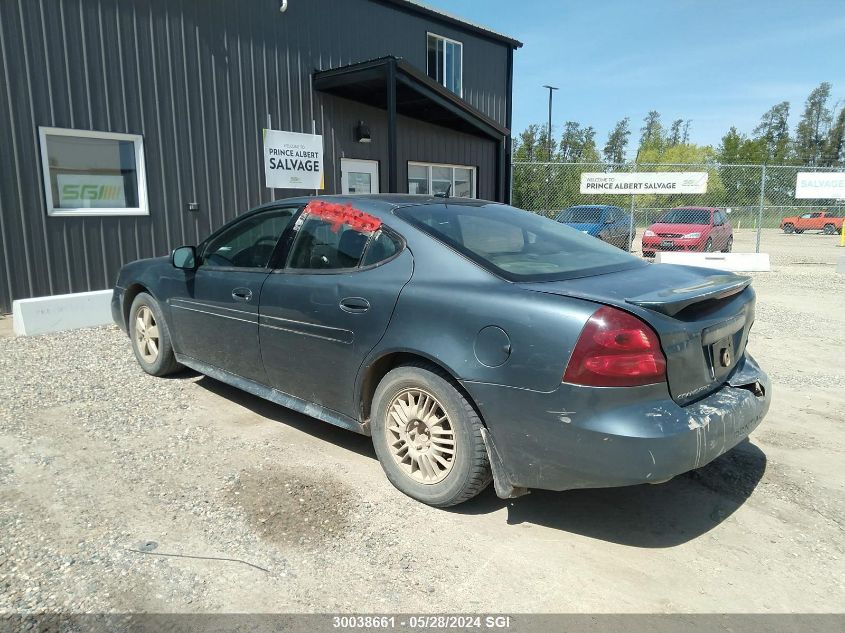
xmin=511 ymin=161 xmax=845 ymax=256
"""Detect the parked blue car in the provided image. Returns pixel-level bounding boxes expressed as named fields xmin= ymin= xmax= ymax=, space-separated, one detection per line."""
xmin=112 ymin=195 xmax=769 ymax=507
xmin=556 ymin=205 xmax=635 ymax=250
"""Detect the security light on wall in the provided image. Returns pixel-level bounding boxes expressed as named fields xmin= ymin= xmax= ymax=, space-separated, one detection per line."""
xmin=355 ymin=121 xmax=371 ymax=143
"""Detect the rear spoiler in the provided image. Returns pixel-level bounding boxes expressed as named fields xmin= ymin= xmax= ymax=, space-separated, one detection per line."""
xmin=626 ymin=274 xmax=751 ymax=316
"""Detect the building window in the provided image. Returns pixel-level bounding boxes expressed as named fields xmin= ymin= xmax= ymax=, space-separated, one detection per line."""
xmin=39 ymin=127 xmax=148 ymax=217
xmin=426 ymin=33 xmax=462 ymax=95
xmin=408 ymin=162 xmax=476 ymax=197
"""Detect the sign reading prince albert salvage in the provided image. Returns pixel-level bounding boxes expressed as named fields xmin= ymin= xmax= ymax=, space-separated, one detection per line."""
xmin=263 ymin=129 xmax=324 ymax=190
xmin=580 ymin=172 xmax=709 ymax=195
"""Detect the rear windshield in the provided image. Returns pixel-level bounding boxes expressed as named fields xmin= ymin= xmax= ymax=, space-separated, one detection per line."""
xmin=395 ymin=203 xmax=643 ymax=282
xmin=659 ymin=208 xmax=711 ymax=224
xmin=556 ymin=207 xmax=605 ymax=224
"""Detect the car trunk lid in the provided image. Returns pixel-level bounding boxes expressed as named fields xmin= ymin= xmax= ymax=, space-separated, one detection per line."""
xmin=519 ymin=264 xmax=756 ymax=405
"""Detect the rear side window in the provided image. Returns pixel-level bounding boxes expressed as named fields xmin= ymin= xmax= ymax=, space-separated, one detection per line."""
xmin=397 ymin=203 xmax=642 ymax=281
xmin=287 ymin=217 xmax=370 ymax=270
xmin=361 ymin=230 xmax=402 ymax=267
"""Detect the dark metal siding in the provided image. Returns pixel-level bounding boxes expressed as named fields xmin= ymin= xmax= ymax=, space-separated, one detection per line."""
xmin=0 ymin=0 xmax=512 ymax=312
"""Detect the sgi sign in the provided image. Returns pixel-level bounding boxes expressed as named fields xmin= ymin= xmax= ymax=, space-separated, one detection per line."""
xmin=263 ymin=129 xmax=324 ymax=190
xmin=56 ymin=174 xmax=127 ymax=208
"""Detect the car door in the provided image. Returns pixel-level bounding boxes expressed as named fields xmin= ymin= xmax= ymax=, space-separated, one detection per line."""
xmin=259 ymin=212 xmax=413 ymax=418
xmin=796 ymin=213 xmax=813 ymax=231
xmin=168 ymin=205 xmax=298 ymax=383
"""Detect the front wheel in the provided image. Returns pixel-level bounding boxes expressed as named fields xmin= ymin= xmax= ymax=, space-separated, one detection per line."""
xmin=129 ymin=292 xmax=182 ymax=377
xmin=370 ymin=363 xmax=491 ymax=507
xmin=722 ymin=236 xmax=733 ymax=253
xmin=782 ymin=223 xmax=794 ymax=234
xmin=704 ymin=238 xmax=714 ymax=252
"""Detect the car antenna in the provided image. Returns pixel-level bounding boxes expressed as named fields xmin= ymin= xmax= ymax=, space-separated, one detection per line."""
xmin=434 ymin=185 xmax=451 ymax=199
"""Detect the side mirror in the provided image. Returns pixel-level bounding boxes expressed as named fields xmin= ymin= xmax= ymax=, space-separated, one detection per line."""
xmin=171 ymin=245 xmax=197 ymax=270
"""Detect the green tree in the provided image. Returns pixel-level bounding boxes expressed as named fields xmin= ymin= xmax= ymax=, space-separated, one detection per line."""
xmin=603 ymin=117 xmax=630 ymax=164
xmin=821 ymin=105 xmax=845 ymax=166
xmin=795 ymin=82 xmax=833 ymax=165
xmin=753 ymin=101 xmax=791 ymax=163
xmin=668 ymin=119 xmax=684 ymax=146
xmin=639 ymin=110 xmax=664 ymax=153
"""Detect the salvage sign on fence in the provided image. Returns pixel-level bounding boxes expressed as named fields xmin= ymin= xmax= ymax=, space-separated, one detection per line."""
xmin=795 ymin=172 xmax=845 ymax=199
xmin=580 ymin=172 xmax=709 ymax=195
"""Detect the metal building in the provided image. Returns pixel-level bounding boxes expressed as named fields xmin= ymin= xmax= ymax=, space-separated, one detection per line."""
xmin=0 ymin=0 xmax=520 ymax=313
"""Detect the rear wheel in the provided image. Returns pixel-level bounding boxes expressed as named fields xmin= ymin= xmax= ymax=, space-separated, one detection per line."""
xmin=795 ymin=229 xmax=805 ymax=234
xmin=722 ymin=236 xmax=733 ymax=253
xmin=129 ymin=292 xmax=181 ymax=377
xmin=370 ymin=362 xmax=491 ymax=507
xmin=782 ymin=223 xmax=794 ymax=234
xmin=823 ymin=223 xmax=836 ymax=235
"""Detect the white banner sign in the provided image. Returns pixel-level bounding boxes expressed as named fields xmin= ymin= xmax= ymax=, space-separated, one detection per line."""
xmin=57 ymin=174 xmax=127 ymax=208
xmin=263 ymin=129 xmax=324 ymax=190
xmin=795 ymin=172 xmax=845 ymax=199
xmin=580 ymin=172 xmax=709 ymax=195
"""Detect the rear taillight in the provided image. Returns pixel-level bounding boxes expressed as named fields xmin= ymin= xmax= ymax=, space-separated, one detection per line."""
xmin=563 ymin=306 xmax=667 ymax=387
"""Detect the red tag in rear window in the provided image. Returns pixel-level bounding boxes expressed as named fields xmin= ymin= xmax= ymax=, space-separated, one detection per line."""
xmin=303 ymin=200 xmax=382 ymax=234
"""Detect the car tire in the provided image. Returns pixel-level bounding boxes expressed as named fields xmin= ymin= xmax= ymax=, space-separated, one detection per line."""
xmin=795 ymin=229 xmax=804 ymax=234
xmin=722 ymin=236 xmax=733 ymax=253
xmin=128 ymin=292 xmax=182 ymax=377
xmin=823 ymin=224 xmax=836 ymax=235
xmin=643 ymin=251 xmax=654 ymax=258
xmin=783 ymin=223 xmax=794 ymax=234
xmin=704 ymin=238 xmax=713 ymax=252
xmin=370 ymin=362 xmax=492 ymax=507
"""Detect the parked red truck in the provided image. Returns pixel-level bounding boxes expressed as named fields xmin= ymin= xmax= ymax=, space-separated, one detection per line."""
xmin=780 ymin=211 xmax=844 ymax=234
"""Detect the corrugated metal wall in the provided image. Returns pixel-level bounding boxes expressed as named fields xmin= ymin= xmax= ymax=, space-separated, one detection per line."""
xmin=0 ymin=0 xmax=511 ymax=313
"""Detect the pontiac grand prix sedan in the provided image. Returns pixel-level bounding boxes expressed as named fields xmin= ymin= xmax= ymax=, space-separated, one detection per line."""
xmin=112 ymin=195 xmax=770 ymax=507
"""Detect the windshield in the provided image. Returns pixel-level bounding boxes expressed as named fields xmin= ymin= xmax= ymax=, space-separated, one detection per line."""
xmin=658 ymin=208 xmax=712 ymax=224
xmin=557 ymin=207 xmax=605 ymax=224
xmin=396 ymin=203 xmax=643 ymax=282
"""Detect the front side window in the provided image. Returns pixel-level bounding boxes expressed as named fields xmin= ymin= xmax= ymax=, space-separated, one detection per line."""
xmin=427 ymin=33 xmax=462 ymax=95
xmin=396 ymin=203 xmax=642 ymax=282
xmin=39 ymin=127 xmax=148 ymax=216
xmin=408 ymin=162 xmax=476 ymax=198
xmin=202 ymin=208 xmax=296 ymax=269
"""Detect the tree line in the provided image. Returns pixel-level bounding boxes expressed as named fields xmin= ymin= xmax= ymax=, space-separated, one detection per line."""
xmin=513 ymin=81 xmax=845 ymax=168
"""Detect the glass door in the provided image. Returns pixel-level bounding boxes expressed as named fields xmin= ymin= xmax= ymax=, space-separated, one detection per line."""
xmin=341 ymin=158 xmax=380 ymax=194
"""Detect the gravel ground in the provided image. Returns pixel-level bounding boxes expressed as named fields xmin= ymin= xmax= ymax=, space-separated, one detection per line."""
xmin=1 ymin=232 xmax=844 ymax=614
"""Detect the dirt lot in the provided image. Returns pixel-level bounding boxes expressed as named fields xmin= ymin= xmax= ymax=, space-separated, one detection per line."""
xmin=1 ymin=229 xmax=843 ymax=613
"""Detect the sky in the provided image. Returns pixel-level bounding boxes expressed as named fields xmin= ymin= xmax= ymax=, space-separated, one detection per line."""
xmin=432 ymin=0 xmax=845 ymax=157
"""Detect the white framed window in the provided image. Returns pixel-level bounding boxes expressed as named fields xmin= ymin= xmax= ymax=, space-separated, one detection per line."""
xmin=39 ymin=126 xmax=149 ymax=217
xmin=408 ymin=162 xmax=476 ymax=198
xmin=426 ymin=33 xmax=463 ymax=96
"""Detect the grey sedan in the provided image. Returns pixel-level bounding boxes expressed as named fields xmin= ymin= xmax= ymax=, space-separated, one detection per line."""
xmin=112 ymin=195 xmax=770 ymax=507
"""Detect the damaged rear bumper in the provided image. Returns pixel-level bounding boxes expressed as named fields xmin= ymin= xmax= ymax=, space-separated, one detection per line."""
xmin=463 ymin=353 xmax=771 ymax=495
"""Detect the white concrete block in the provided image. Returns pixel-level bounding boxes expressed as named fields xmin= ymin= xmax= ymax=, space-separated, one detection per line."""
xmin=654 ymin=252 xmax=771 ymax=272
xmin=12 ymin=289 xmax=113 ymax=336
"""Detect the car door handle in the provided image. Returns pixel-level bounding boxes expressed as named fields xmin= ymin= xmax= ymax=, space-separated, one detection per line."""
xmin=339 ymin=297 xmax=370 ymax=313
xmin=232 ymin=287 xmax=253 ymax=302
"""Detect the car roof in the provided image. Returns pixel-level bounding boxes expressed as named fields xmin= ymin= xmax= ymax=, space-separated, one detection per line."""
xmin=250 ymin=194 xmax=502 ymax=220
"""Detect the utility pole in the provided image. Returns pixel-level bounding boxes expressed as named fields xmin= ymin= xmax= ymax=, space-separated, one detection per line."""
xmin=542 ymin=85 xmax=558 ymax=215
xmin=542 ymin=85 xmax=558 ymax=160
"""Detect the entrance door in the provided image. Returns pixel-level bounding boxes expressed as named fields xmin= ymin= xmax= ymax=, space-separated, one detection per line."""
xmin=341 ymin=159 xmax=379 ymax=194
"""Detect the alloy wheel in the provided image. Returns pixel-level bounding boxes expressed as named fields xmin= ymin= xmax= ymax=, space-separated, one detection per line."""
xmin=134 ymin=305 xmax=160 ymax=363
xmin=385 ymin=388 xmax=456 ymax=484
